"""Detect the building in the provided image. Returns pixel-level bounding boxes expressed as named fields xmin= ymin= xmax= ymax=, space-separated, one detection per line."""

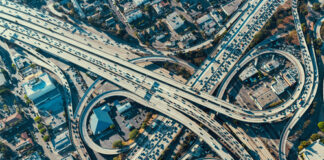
xmin=90 ymin=105 xmax=113 ymax=135
xmin=23 ymin=72 xmax=63 ymax=113
xmin=0 ymin=112 xmax=23 ymax=130
xmin=178 ymin=32 xmax=197 ymax=49
xmin=0 ymin=71 xmax=7 ymax=87
xmin=196 ymin=14 xmax=217 ymax=36
xmin=22 ymin=152 xmax=42 ymax=160
xmin=133 ymin=0 xmax=148 ymax=7
xmin=16 ymin=132 xmax=33 ymax=152
xmin=13 ymin=54 xmax=30 ymax=71
xmin=300 ymin=139 xmax=324 ymax=160
xmin=250 ymin=85 xmax=281 ymax=110
xmin=282 ymin=69 xmax=296 ymax=87
xmin=261 ymin=59 xmax=280 ymax=73
xmin=21 ymin=66 xmax=40 ymax=78
xmin=221 ymin=0 xmax=243 ymax=16
xmin=153 ymin=3 xmax=163 ymax=15
xmin=44 ymin=111 xmax=67 ymax=134
xmin=166 ymin=12 xmax=184 ymax=32
xmin=61 ymin=154 xmax=74 ymax=160
xmin=125 ymin=9 xmax=143 ymax=23
xmin=271 ymin=75 xmax=289 ymax=95
xmin=210 ymin=9 xmax=223 ymax=24
xmin=105 ymin=17 xmax=115 ymax=27
xmin=52 ymin=130 xmax=72 ymax=155
xmin=239 ymin=65 xmax=258 ymax=81
xmin=116 ymin=101 xmax=132 ymax=114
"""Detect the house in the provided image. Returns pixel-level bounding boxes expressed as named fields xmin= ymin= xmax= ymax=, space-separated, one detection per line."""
xmin=16 ymin=132 xmax=33 ymax=152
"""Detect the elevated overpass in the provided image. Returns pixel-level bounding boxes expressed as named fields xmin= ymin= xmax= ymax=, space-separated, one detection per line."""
xmin=0 ymin=0 xmax=310 ymax=124
xmin=279 ymin=0 xmax=319 ymax=159
xmin=0 ymin=0 xmax=317 ymax=159
xmin=79 ymin=90 xmax=234 ymax=159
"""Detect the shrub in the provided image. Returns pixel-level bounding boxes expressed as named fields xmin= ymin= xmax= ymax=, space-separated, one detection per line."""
xmin=34 ymin=116 xmax=41 ymax=123
xmin=310 ymin=133 xmax=320 ymax=141
xmin=112 ymin=140 xmax=123 ymax=148
xmin=43 ymin=135 xmax=50 ymax=142
xmin=39 ymin=128 xmax=46 ymax=134
xmin=37 ymin=123 xmax=43 ymax=129
xmin=129 ymin=129 xmax=139 ymax=139
xmin=318 ymin=121 xmax=324 ymax=130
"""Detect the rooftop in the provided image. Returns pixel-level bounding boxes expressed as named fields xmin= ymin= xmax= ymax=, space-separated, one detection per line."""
xmin=221 ymin=0 xmax=242 ymax=16
xmin=116 ymin=102 xmax=132 ymax=114
xmin=90 ymin=104 xmax=113 ymax=135
xmin=271 ymin=75 xmax=289 ymax=95
xmin=166 ymin=12 xmax=184 ymax=31
xmin=261 ymin=59 xmax=280 ymax=73
xmin=22 ymin=152 xmax=42 ymax=160
xmin=23 ymin=72 xmax=63 ymax=112
xmin=239 ymin=65 xmax=258 ymax=81
xmin=300 ymin=139 xmax=324 ymax=160
xmin=23 ymin=72 xmax=57 ymax=101
xmin=52 ymin=130 xmax=72 ymax=153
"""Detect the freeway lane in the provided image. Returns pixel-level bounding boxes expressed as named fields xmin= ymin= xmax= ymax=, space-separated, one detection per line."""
xmin=2 ymin=30 xmax=234 ymax=158
xmin=189 ymin=0 xmax=265 ymax=87
xmin=279 ymin=0 xmax=319 ymax=159
xmin=0 ymin=12 xmax=302 ymax=123
xmin=73 ymin=78 xmax=104 ymax=120
xmin=189 ymin=0 xmax=284 ymax=92
xmin=0 ymin=0 xmax=155 ymax=57
xmin=0 ymin=11 xmax=252 ymax=158
xmin=129 ymin=55 xmax=197 ymax=74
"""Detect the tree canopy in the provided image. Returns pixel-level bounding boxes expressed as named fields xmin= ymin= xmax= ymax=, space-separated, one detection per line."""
xmin=318 ymin=121 xmax=324 ymax=132
xmin=129 ymin=129 xmax=139 ymax=139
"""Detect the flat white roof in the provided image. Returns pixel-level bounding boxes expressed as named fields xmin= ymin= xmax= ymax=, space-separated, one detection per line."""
xmin=23 ymin=73 xmax=56 ymax=101
xmin=301 ymin=139 xmax=324 ymax=160
xmin=239 ymin=65 xmax=258 ymax=81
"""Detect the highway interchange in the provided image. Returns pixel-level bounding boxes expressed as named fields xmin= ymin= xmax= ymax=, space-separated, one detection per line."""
xmin=0 ymin=0 xmax=320 ymax=159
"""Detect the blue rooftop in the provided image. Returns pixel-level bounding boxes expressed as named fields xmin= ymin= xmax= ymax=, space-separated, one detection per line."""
xmin=90 ymin=105 xmax=113 ymax=135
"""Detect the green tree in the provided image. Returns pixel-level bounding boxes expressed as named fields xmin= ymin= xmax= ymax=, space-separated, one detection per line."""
xmin=129 ymin=129 xmax=139 ymax=139
xmin=34 ymin=116 xmax=41 ymax=123
xmin=318 ymin=121 xmax=324 ymax=132
xmin=320 ymin=138 xmax=324 ymax=144
xmin=39 ymin=128 xmax=46 ymax=134
xmin=310 ymin=133 xmax=320 ymax=141
xmin=300 ymin=140 xmax=311 ymax=148
xmin=43 ymin=135 xmax=50 ymax=142
xmin=3 ymin=104 xmax=8 ymax=112
xmin=110 ymin=124 xmax=115 ymax=129
xmin=11 ymin=63 xmax=16 ymax=70
xmin=29 ymin=64 xmax=36 ymax=68
xmin=112 ymin=140 xmax=123 ymax=148
xmin=37 ymin=123 xmax=44 ymax=129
